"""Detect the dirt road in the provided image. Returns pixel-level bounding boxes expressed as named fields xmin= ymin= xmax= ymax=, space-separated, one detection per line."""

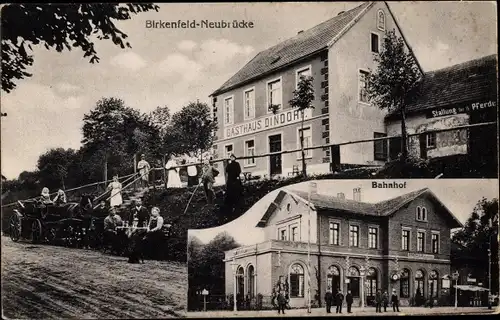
xmin=1 ymin=237 xmax=187 ymax=319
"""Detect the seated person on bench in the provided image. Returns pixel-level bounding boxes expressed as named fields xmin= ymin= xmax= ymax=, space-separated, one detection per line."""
xmin=143 ymin=207 xmax=164 ymax=258
xmin=53 ymin=189 xmax=67 ymax=206
xmin=103 ymin=207 xmax=124 ymax=253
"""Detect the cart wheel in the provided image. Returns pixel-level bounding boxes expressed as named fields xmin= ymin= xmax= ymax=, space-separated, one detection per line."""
xmin=9 ymin=214 xmax=21 ymax=242
xmin=31 ymin=219 xmax=43 ymax=243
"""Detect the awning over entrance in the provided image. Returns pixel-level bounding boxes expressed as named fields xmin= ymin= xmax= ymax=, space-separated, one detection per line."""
xmin=455 ymin=285 xmax=490 ymax=292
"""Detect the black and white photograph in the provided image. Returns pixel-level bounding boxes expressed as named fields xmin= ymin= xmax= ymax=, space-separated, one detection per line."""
xmin=187 ymin=179 xmax=499 ymax=317
xmin=0 ymin=1 xmax=498 ymax=319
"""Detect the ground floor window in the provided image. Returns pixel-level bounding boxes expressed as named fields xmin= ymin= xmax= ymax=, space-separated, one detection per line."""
xmin=327 ymin=265 xmax=341 ymax=293
xmin=290 ymin=264 xmax=305 ymax=297
xmin=400 ymin=269 xmax=410 ymax=298
xmin=429 ymin=270 xmax=438 ymax=298
xmin=347 ymin=266 xmax=360 ymax=297
xmin=247 ymin=265 xmax=255 ymax=298
xmin=366 ymin=267 xmax=378 ymax=298
xmin=414 ymin=269 xmax=425 ymax=305
xmin=236 ymin=266 xmax=244 ymax=296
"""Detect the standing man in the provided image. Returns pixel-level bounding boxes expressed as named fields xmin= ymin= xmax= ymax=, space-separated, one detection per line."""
xmin=391 ymin=289 xmax=400 ymax=312
xmin=382 ymin=290 xmax=389 ymax=312
xmin=224 ymin=154 xmax=243 ymax=213
xmin=201 ymin=158 xmax=219 ymax=205
xmin=103 ymin=207 xmax=124 ymax=254
xmin=277 ymin=290 xmax=286 ymax=315
xmin=187 ymin=157 xmax=199 ymax=187
xmin=335 ymin=290 xmax=344 ymax=314
xmin=346 ymin=290 xmax=353 ymax=313
xmin=375 ymin=289 xmax=382 ymax=313
xmin=137 ymin=154 xmax=151 ymax=190
xmin=130 ymin=199 xmax=149 ymax=227
xmin=325 ymin=289 xmax=333 ymax=313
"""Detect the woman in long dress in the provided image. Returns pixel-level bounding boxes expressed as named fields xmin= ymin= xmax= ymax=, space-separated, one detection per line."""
xmin=108 ymin=175 xmax=123 ymax=207
xmin=165 ymin=155 xmax=183 ymax=188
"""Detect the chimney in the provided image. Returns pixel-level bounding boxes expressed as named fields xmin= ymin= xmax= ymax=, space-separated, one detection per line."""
xmin=353 ymin=187 xmax=361 ymax=201
xmin=297 ymin=30 xmax=304 ymax=35
xmin=337 ymin=192 xmax=345 ymax=200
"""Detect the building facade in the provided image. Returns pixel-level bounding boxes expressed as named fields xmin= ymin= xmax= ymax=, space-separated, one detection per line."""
xmin=210 ymin=2 xmax=414 ymax=178
xmin=209 ymin=1 xmax=498 ymax=180
xmin=224 ymin=186 xmax=462 ymax=308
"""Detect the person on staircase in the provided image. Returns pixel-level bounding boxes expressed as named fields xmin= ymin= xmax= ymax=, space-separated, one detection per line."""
xmin=137 ymin=154 xmax=151 ymax=190
xmin=129 ymin=199 xmax=149 ymax=227
xmin=224 ymin=153 xmax=243 ymax=214
xmin=108 ymin=175 xmax=123 ymax=208
xmin=201 ymin=158 xmax=219 ymax=205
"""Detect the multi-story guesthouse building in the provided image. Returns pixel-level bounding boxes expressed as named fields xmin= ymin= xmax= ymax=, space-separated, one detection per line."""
xmin=224 ymin=186 xmax=462 ymax=308
xmin=209 ymin=1 xmax=497 ymax=179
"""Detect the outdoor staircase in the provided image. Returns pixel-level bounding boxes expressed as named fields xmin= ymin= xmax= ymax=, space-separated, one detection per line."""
xmin=118 ymin=187 xmax=150 ymax=213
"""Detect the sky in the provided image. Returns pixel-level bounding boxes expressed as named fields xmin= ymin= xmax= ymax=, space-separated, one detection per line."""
xmin=0 ymin=1 xmax=497 ymax=179
xmin=188 ymin=179 xmax=499 ymax=245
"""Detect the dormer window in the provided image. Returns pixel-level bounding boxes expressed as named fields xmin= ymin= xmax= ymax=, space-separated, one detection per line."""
xmin=416 ymin=206 xmax=428 ymax=222
xmin=377 ymin=10 xmax=386 ymax=31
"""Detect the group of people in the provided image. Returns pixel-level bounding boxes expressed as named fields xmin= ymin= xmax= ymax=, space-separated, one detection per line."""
xmin=39 ymin=187 xmax=67 ymax=206
xmin=100 ymin=198 xmax=166 ymax=263
xmin=325 ymin=289 xmax=401 ymax=314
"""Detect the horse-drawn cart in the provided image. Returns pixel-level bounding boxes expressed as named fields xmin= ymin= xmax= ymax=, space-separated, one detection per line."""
xmin=8 ymin=199 xmax=106 ymax=247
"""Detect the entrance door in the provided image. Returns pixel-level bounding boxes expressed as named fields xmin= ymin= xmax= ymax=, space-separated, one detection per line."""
xmin=269 ymin=134 xmax=282 ymax=176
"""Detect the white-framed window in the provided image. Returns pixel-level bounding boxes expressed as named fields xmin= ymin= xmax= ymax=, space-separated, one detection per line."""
xmin=371 ymin=32 xmax=380 ymax=53
xmin=244 ymin=139 xmax=256 ymax=167
xmin=290 ymin=224 xmax=299 ymax=242
xmin=358 ymin=70 xmax=369 ymax=103
xmin=377 ymin=9 xmax=386 ymax=31
xmin=297 ymin=126 xmax=312 ymax=159
xmin=329 ymin=221 xmax=340 ymax=245
xmin=243 ymin=87 xmax=255 ymax=120
xmin=349 ymin=224 xmax=359 ymax=247
xmin=402 ymin=228 xmax=410 ymax=251
xmin=417 ymin=231 xmax=425 ymax=252
xmin=431 ymin=231 xmax=440 ymax=254
xmin=296 ymin=66 xmax=312 ymax=88
xmin=426 ymin=133 xmax=436 ymax=149
xmin=223 ymin=96 xmax=234 ymax=125
xmin=416 ymin=206 xmax=428 ymax=222
xmin=224 ymin=144 xmax=233 ymax=159
xmin=368 ymin=226 xmax=378 ymax=249
xmin=267 ymin=77 xmax=282 ymax=113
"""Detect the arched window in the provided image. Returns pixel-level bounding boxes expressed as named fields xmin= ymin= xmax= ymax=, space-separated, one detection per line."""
xmin=415 ymin=269 xmax=425 ymax=297
xmin=327 ymin=265 xmax=341 ymax=294
xmin=289 ymin=264 xmax=305 ymax=297
xmin=247 ymin=265 xmax=255 ymax=298
xmin=429 ymin=270 xmax=438 ymax=298
xmin=377 ymin=10 xmax=386 ymax=31
xmin=347 ymin=266 xmax=360 ymax=297
xmin=366 ymin=267 xmax=378 ymax=299
xmin=400 ymin=269 xmax=410 ymax=298
xmin=416 ymin=207 xmax=422 ymax=220
xmin=236 ymin=266 xmax=245 ymax=297
xmin=422 ymin=207 xmax=427 ymax=221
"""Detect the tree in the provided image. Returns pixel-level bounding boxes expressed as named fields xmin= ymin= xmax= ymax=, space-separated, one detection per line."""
xmin=452 ymin=197 xmax=499 ymax=294
xmin=289 ymin=75 xmax=315 ymax=177
xmin=170 ymin=101 xmax=218 ymax=160
xmin=147 ymin=106 xmax=171 ymax=140
xmin=367 ymin=30 xmax=422 ymax=161
xmin=37 ymin=148 xmax=78 ymax=190
xmin=1 ymin=3 xmax=159 ymax=93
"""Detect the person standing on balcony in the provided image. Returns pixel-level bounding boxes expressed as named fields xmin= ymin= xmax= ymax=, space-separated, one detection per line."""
xmin=137 ymin=154 xmax=151 ymax=190
xmin=165 ymin=155 xmax=183 ymax=189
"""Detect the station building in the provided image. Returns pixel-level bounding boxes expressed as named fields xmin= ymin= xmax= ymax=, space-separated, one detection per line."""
xmin=224 ymin=186 xmax=462 ymax=308
xmin=209 ymin=1 xmax=498 ymax=179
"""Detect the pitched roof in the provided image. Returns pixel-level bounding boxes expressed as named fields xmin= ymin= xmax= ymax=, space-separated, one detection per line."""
xmin=388 ymin=54 xmax=498 ymax=118
xmin=257 ymin=186 xmax=462 ymax=228
xmin=211 ymin=2 xmax=373 ymax=96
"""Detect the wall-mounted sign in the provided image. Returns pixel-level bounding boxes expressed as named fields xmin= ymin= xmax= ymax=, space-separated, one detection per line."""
xmin=442 ymin=279 xmax=450 ymax=289
xmin=224 ymin=108 xmax=312 ymax=139
xmin=407 ymin=252 xmax=435 ymax=259
xmin=426 ymin=100 xmax=497 ymax=119
xmin=202 ymin=289 xmax=209 ymax=296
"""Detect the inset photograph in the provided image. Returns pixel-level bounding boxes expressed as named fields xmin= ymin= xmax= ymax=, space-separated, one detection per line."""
xmin=187 ymin=179 xmax=498 ymax=317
